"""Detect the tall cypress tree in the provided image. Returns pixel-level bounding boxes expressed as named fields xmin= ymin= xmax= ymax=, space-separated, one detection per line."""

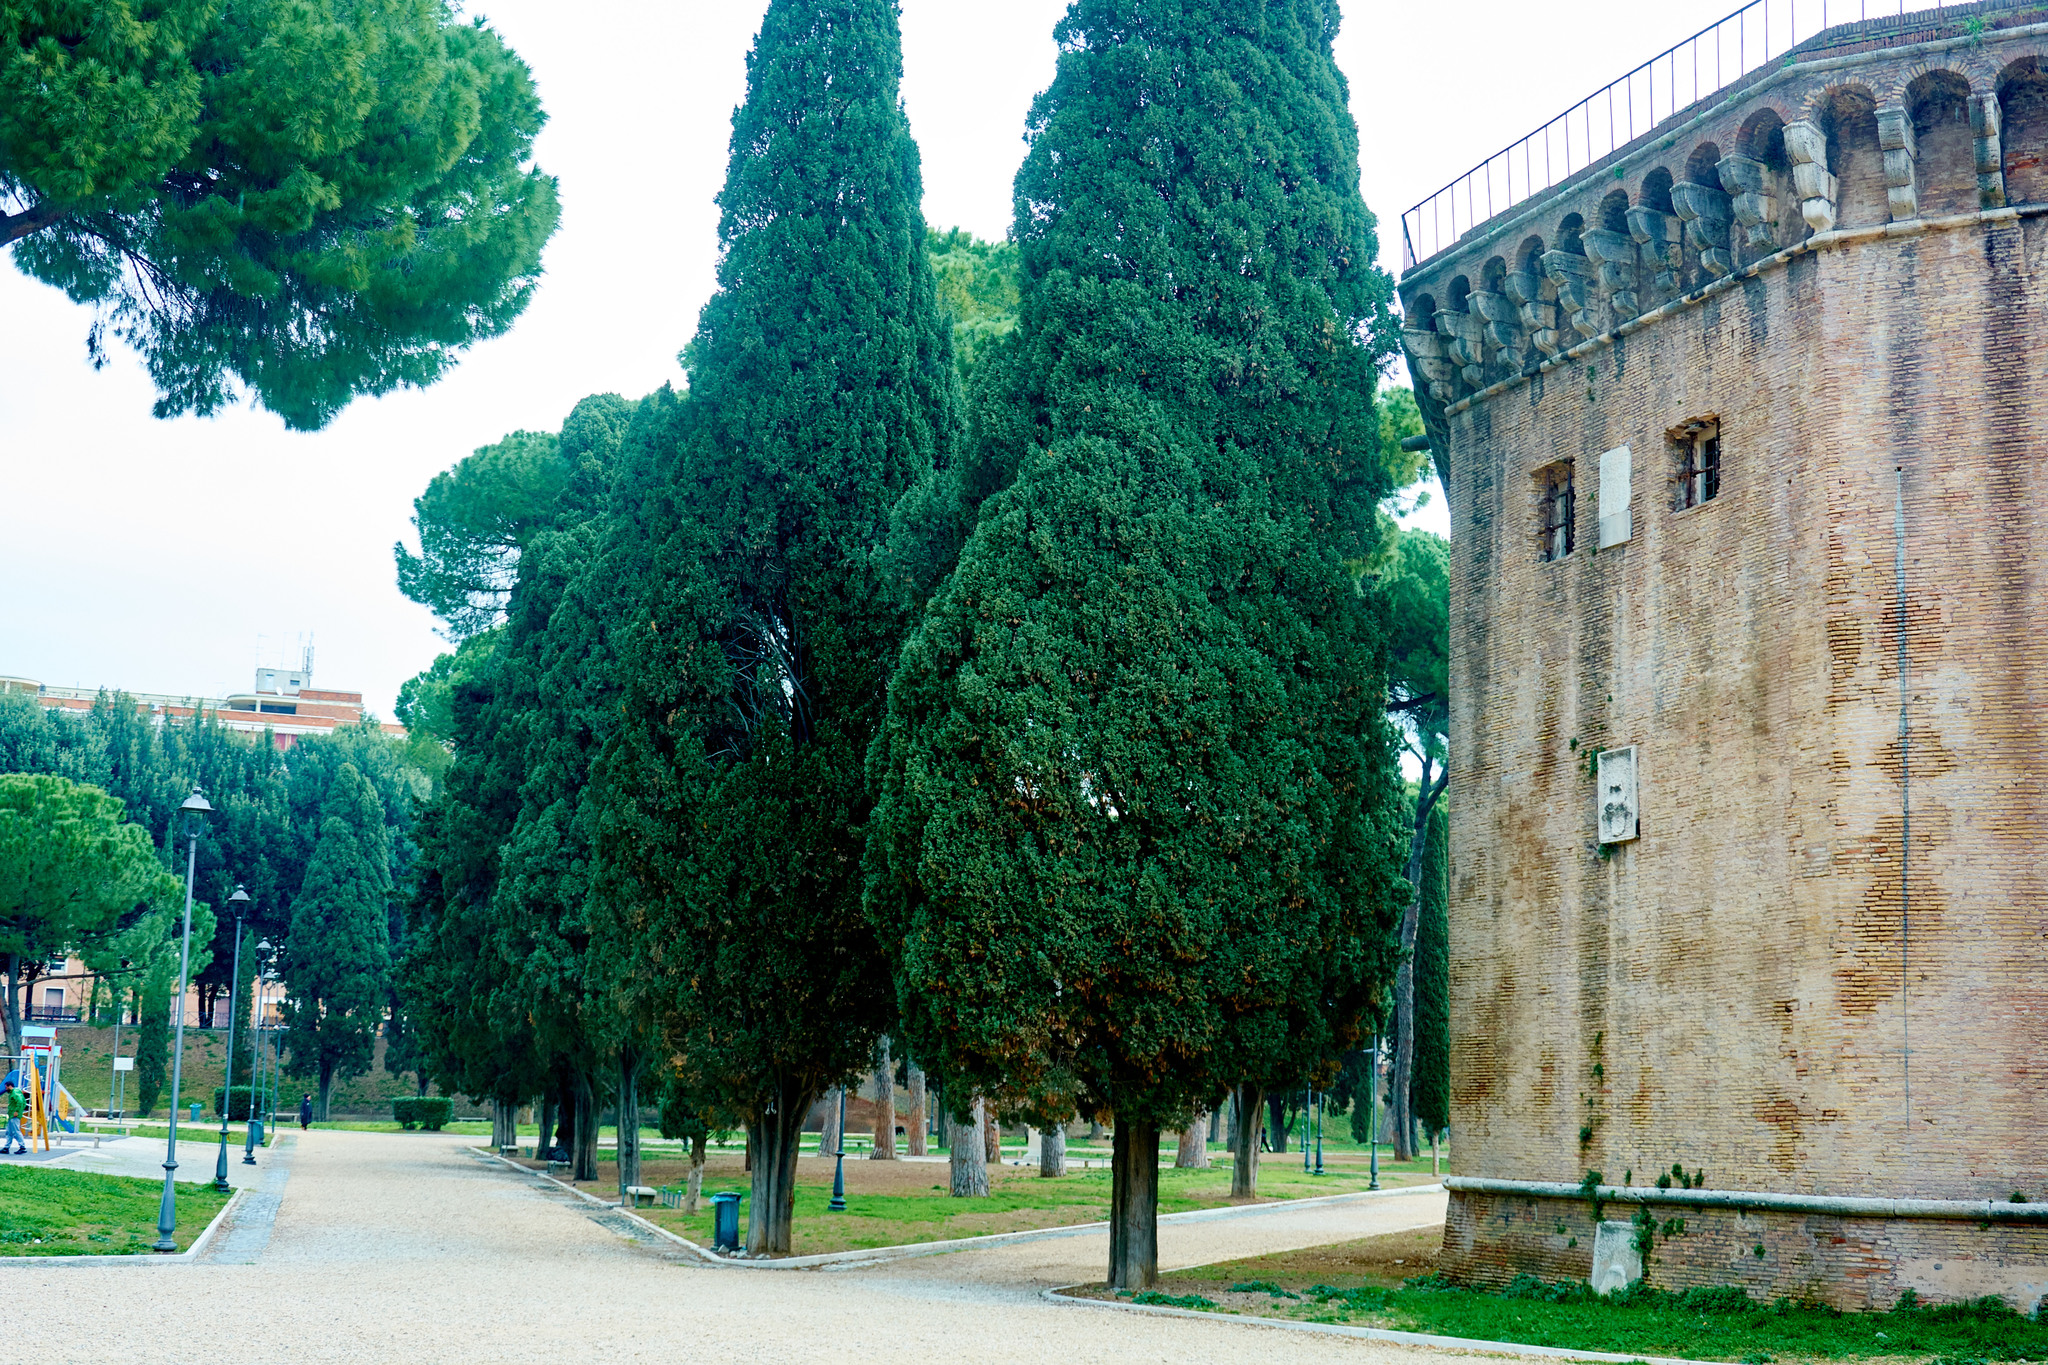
xmin=594 ymin=0 xmax=957 ymax=1255
xmin=867 ymin=0 xmax=1406 ymax=1288
xmin=1412 ymin=799 xmax=1451 ymax=1140
xmin=283 ymin=765 xmax=393 ymax=1117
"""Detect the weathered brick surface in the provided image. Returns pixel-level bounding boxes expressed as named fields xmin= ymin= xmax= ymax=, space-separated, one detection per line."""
xmin=1401 ymin=2 xmax=2048 ymax=1310
xmin=1448 ymin=1192 xmax=2048 ymax=1311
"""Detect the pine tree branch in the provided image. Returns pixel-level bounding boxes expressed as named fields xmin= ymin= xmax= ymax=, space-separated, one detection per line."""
xmin=0 ymin=201 xmax=66 ymax=247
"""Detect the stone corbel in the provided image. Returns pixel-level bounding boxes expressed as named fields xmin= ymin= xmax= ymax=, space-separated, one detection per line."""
xmin=1670 ymin=179 xmax=1735 ymax=277
xmin=1467 ymin=288 xmax=1525 ymax=372
xmin=1971 ymin=91 xmax=2006 ymax=209
xmin=1540 ymin=249 xmax=1601 ymax=339
xmin=1875 ymin=106 xmax=1918 ymax=221
xmin=1434 ymin=307 xmax=1487 ymax=391
xmin=1783 ymin=120 xmax=1838 ymax=233
xmin=1624 ymin=206 xmax=1684 ymax=302
xmin=1717 ymin=155 xmax=1780 ymax=252
xmin=1402 ymin=326 xmax=1457 ymax=405
xmin=1581 ymin=228 xmax=1642 ymax=321
xmin=1503 ymin=270 xmax=1562 ymax=356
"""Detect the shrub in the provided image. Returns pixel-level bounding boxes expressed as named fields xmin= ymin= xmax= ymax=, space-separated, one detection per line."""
xmin=394 ymin=1096 xmax=453 ymax=1130
xmin=212 ymin=1086 xmax=258 ymax=1121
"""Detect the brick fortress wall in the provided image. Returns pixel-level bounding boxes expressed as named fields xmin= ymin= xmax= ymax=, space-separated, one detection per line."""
xmin=1401 ymin=1 xmax=2048 ymax=1310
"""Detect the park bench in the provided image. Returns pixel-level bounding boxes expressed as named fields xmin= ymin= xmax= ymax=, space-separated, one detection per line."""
xmin=546 ymin=1159 xmax=570 ymax=1178
xmin=625 ymin=1185 xmax=658 ymax=1207
xmin=659 ymin=1186 xmax=686 ymax=1209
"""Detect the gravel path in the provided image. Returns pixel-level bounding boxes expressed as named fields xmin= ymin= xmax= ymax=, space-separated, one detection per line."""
xmin=14 ymin=1130 xmax=1460 ymax=1362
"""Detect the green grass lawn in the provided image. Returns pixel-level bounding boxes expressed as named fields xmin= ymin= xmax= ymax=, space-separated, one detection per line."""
xmin=0 ymin=1165 xmax=231 ymax=1256
xmin=1114 ymin=1228 xmax=2048 ymax=1363
xmin=548 ymin=1146 xmax=1439 ymax=1258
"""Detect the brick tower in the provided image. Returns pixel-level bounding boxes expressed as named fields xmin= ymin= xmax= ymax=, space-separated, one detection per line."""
xmin=1401 ymin=0 xmax=2048 ymax=1309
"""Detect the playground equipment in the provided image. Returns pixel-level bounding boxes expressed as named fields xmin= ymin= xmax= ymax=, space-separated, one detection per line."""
xmin=4 ymin=1026 xmax=83 ymax=1151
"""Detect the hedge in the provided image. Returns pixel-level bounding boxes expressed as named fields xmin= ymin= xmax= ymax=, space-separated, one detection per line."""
xmin=212 ymin=1085 xmax=259 ymax=1121
xmin=393 ymin=1097 xmax=453 ymax=1131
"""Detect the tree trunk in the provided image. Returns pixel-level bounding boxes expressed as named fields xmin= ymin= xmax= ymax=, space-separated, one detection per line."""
xmin=1392 ymin=759 xmax=1449 ymax=1164
xmin=905 ymin=1061 xmax=927 ymax=1156
xmin=572 ymin=1070 xmax=599 ymax=1183
xmin=1267 ymin=1091 xmax=1289 ymax=1154
xmin=685 ymin=1133 xmax=707 ymax=1215
xmin=1208 ymin=1107 xmax=1222 ymax=1143
xmin=870 ymin=1036 xmax=897 ymax=1159
xmin=746 ymin=1076 xmax=816 ymax=1256
xmin=1040 ymin=1119 xmax=1066 ymax=1177
xmin=317 ymin=1057 xmax=336 ymax=1121
xmin=4 ymin=953 xmax=22 ymax=1059
xmin=743 ymin=1131 xmax=753 ymax=1173
xmin=1107 ymin=1121 xmax=1161 ymax=1290
xmin=1174 ymin=1110 xmax=1210 ymax=1168
xmin=947 ymin=1095 xmax=988 ymax=1196
xmin=1230 ymin=1082 xmax=1263 ymax=1199
xmin=1088 ymin=1117 xmax=1102 ymax=1141
xmin=538 ymin=1094 xmax=558 ymax=1157
xmin=818 ymin=1086 xmax=842 ymax=1159
xmin=984 ymin=1105 xmax=1002 ymax=1163
xmin=615 ymin=1049 xmax=641 ymax=1200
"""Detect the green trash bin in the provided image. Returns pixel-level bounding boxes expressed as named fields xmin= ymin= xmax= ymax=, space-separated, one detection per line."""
xmin=189 ymin=1101 xmax=202 ymax=1123
xmin=710 ymin=1191 xmax=744 ymax=1252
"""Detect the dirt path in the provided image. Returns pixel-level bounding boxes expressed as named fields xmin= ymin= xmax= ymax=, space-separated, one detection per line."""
xmin=13 ymin=1130 xmax=1455 ymax=1362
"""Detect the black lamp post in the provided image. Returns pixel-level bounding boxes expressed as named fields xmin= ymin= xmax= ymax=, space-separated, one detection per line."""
xmin=243 ymin=939 xmax=272 ymax=1164
xmin=155 ymin=787 xmax=211 ymax=1252
xmin=827 ymin=1087 xmax=848 ymax=1212
xmin=213 ymin=887 xmax=249 ymax=1191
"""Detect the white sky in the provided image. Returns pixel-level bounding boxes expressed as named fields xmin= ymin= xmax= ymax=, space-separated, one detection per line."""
xmin=0 ymin=0 xmax=1739 ymax=715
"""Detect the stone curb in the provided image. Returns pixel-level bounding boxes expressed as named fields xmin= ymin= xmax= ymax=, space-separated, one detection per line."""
xmin=0 ymin=1187 xmax=243 ymax=1267
xmin=478 ymin=1146 xmax=1443 ymax=1272
xmin=1042 ymin=1285 xmax=1716 ymax=1364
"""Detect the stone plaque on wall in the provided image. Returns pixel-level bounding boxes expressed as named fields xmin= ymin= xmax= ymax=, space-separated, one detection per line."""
xmin=1597 ymin=745 xmax=1639 ymax=844
xmin=1598 ymin=445 xmax=1633 ymax=548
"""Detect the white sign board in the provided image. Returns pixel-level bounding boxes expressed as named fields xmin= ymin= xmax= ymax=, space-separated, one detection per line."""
xmin=1597 ymin=746 xmax=1639 ymax=844
xmin=1598 ymin=445 xmax=1633 ymax=548
xmin=112 ymin=1057 xmax=134 ymax=1072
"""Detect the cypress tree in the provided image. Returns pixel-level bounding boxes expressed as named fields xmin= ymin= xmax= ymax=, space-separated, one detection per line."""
xmin=595 ymin=0 xmax=957 ymax=1255
xmin=867 ymin=0 xmax=1406 ymax=1289
xmin=1412 ymin=800 xmax=1451 ymax=1139
xmin=283 ymin=765 xmax=393 ymax=1117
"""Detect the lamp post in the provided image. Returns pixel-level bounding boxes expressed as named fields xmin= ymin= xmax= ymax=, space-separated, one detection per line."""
xmin=264 ymin=966 xmax=283 ymax=1145
xmin=213 ymin=887 xmax=249 ymax=1191
xmin=1367 ymin=1035 xmax=1381 ymax=1192
xmin=827 ymin=1087 xmax=848 ymax=1212
xmin=155 ymin=787 xmax=211 ymax=1252
xmin=243 ymin=941 xmax=271 ymax=1164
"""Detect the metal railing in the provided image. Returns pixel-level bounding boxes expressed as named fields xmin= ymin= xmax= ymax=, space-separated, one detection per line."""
xmin=1400 ymin=0 xmax=1971 ymax=269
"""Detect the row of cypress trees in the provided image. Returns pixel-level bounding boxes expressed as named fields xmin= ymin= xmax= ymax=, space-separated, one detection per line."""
xmin=402 ymin=0 xmax=1420 ymax=1288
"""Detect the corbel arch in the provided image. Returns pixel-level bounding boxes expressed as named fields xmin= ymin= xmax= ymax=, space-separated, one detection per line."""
xmin=1905 ymin=68 xmax=1979 ymax=215
xmin=1811 ymin=83 xmax=1884 ymax=228
xmin=1997 ymin=55 xmax=2048 ymax=205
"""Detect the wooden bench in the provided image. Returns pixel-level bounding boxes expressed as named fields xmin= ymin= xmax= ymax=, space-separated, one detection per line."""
xmin=546 ymin=1159 xmax=570 ymax=1178
xmin=625 ymin=1185 xmax=658 ymax=1208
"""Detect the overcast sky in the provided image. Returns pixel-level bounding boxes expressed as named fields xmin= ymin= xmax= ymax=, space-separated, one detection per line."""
xmin=0 ymin=0 xmax=1742 ymax=715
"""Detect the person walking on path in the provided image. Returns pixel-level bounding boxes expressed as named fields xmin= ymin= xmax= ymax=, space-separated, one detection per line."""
xmin=4 ymin=1081 xmax=29 ymax=1153
xmin=299 ymin=1094 xmax=313 ymax=1130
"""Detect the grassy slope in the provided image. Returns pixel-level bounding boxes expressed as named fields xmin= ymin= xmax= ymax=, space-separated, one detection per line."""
xmin=1126 ymin=1228 xmax=2048 ymax=1363
xmin=54 ymin=1026 xmax=465 ymax=1118
xmin=0 ymin=1165 xmax=231 ymax=1256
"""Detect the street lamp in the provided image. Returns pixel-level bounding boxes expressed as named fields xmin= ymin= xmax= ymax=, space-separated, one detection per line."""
xmin=263 ymin=964 xmax=283 ymax=1145
xmin=155 ymin=786 xmax=211 ymax=1252
xmin=243 ymin=939 xmax=272 ymax=1165
xmin=827 ymin=1087 xmax=848 ymax=1213
xmin=213 ymin=886 xmax=249 ymax=1191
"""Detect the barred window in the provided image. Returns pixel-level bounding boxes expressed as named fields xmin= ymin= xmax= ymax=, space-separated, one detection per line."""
xmin=1673 ymin=419 xmax=1721 ymax=510
xmin=1539 ymin=461 xmax=1576 ymax=562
